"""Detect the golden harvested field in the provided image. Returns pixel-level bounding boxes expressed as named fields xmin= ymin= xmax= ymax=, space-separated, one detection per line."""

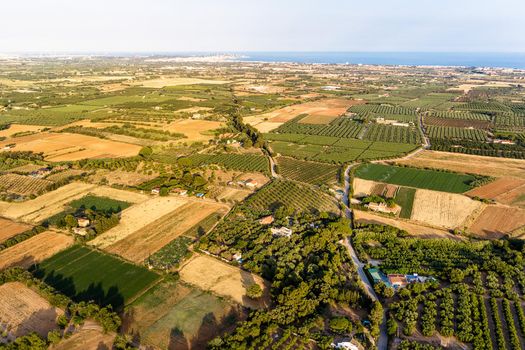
xmin=0 ymin=173 xmax=53 ymax=196
xmin=214 ymin=187 xmax=253 ymax=202
xmin=52 ymin=322 xmax=115 ymax=350
xmin=0 ymin=282 xmax=63 ymax=338
xmin=0 ymin=124 xmax=46 ymax=138
xmin=165 ymin=119 xmax=223 ymax=144
xmin=0 ymin=183 xmax=146 ymax=224
xmin=0 ymin=218 xmax=32 ymax=243
xmin=353 ymin=178 xmax=377 ymax=197
xmin=396 ymin=150 xmax=525 ymax=179
xmin=469 ymin=206 xmax=525 ymax=239
xmin=298 ymin=99 xmax=364 ymax=124
xmin=0 ymin=132 xmax=141 ymax=161
xmin=411 ymin=189 xmax=484 ymax=229
xmin=134 ymin=77 xmax=230 ymax=88
xmin=179 ymin=254 xmax=270 ymax=309
xmin=105 ymin=201 xmax=229 ymax=263
xmin=89 ymin=196 xmax=189 ymax=249
xmin=0 ymin=231 xmax=74 ymax=270
xmin=353 ymin=210 xmax=461 ymax=240
xmin=0 ymin=182 xmax=97 ymax=223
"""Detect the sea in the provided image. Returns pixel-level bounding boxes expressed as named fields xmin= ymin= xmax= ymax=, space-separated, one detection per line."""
xmin=235 ymin=52 xmax=525 ymax=69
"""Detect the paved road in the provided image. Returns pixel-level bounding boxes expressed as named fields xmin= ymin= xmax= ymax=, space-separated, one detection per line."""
xmin=342 ymin=164 xmax=388 ymax=350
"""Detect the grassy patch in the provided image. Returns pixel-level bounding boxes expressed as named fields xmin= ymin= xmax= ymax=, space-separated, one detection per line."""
xmin=32 ymin=245 xmax=160 ymax=309
xmin=395 ymin=187 xmax=416 ymax=219
xmin=355 ymin=164 xmax=475 ymax=193
xmin=70 ymin=195 xmax=131 ymax=214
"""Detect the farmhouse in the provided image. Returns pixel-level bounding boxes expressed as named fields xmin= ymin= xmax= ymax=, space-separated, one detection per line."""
xmin=366 ymin=202 xmax=399 ymax=215
xmin=73 ymin=227 xmax=88 ymax=236
xmin=388 ymin=274 xmax=408 ymax=289
xmin=151 ymin=187 xmax=160 ymax=195
xmin=77 ymin=217 xmax=90 ymax=228
xmin=271 ymin=227 xmax=293 ymax=237
xmin=244 ymin=179 xmax=258 ymax=188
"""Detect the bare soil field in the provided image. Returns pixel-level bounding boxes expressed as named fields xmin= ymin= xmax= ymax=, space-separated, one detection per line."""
xmin=384 ymin=184 xmax=399 ymax=198
xmin=105 ymin=201 xmax=229 ymax=263
xmin=298 ymin=99 xmax=365 ymax=124
xmin=395 ymin=150 xmax=525 ymax=179
xmin=466 ymin=177 xmax=524 ymax=199
xmin=0 ymin=218 xmax=32 ymax=243
xmin=0 ymin=132 xmax=141 ymax=161
xmin=0 ymin=282 xmax=63 ymax=339
xmin=495 ymin=185 xmax=525 ymax=208
xmin=353 ymin=210 xmax=461 ymax=240
xmin=0 ymin=173 xmax=53 ymax=196
xmin=469 ymin=206 xmax=525 ymax=238
xmin=135 ymin=77 xmax=230 ymax=88
xmin=165 ymin=119 xmax=223 ymax=144
xmin=90 ymin=169 xmax=157 ymax=187
xmin=0 ymin=124 xmax=46 ymax=138
xmin=179 ymin=254 xmax=270 ymax=309
xmin=0 ymin=231 xmax=74 ymax=270
xmin=52 ymin=321 xmax=115 ymax=350
xmin=411 ymin=189 xmax=484 ymax=229
xmin=353 ymin=178 xmax=377 ymax=197
xmin=0 ymin=182 xmax=97 ymax=223
xmin=89 ymin=196 xmax=189 ymax=249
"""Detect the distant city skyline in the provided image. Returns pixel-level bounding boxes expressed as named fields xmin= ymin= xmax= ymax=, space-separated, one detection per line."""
xmin=1 ymin=0 xmax=524 ymax=53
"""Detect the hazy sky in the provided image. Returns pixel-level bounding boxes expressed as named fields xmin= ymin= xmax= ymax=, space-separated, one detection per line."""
xmin=1 ymin=0 xmax=524 ymax=52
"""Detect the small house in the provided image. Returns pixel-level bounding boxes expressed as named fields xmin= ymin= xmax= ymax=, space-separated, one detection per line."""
xmin=245 ymin=179 xmax=258 ymax=188
xmin=73 ymin=227 xmax=88 ymax=236
xmin=151 ymin=187 xmax=160 ymax=195
xmin=233 ymin=252 xmax=243 ymax=263
xmin=77 ymin=217 xmax=90 ymax=228
xmin=271 ymin=227 xmax=293 ymax=238
xmin=388 ymin=274 xmax=408 ymax=289
xmin=331 ymin=341 xmax=358 ymax=350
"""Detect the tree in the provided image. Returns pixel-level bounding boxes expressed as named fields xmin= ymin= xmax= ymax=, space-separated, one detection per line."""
xmin=64 ymin=214 xmax=77 ymax=228
xmin=246 ymin=283 xmax=263 ymax=299
xmin=329 ymin=316 xmax=353 ymax=334
xmin=139 ymin=146 xmax=153 ymax=158
xmin=159 ymin=187 xmax=169 ymax=196
xmin=387 ymin=317 xmax=398 ymax=336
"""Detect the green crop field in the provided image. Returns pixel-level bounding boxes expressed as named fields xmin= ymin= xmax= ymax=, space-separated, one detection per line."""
xmin=395 ymin=187 xmax=416 ymax=219
xmin=32 ymin=245 xmax=161 ymax=309
xmin=69 ymin=195 xmax=131 ymax=214
xmin=276 ymin=157 xmax=339 ymax=185
xmin=146 ymin=236 xmax=193 ymax=270
xmin=426 ymin=125 xmax=488 ymax=141
xmin=187 ymin=154 xmax=269 ymax=174
xmin=246 ymin=179 xmax=338 ymax=213
xmin=355 ymin=164 xmax=476 ymax=193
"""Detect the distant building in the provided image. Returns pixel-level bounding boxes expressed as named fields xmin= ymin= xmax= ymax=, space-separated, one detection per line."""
xmin=196 ymin=192 xmax=205 ymax=198
xmin=388 ymin=274 xmax=408 ymax=289
xmin=77 ymin=218 xmax=90 ymax=228
xmin=271 ymin=227 xmax=293 ymax=238
xmin=233 ymin=252 xmax=243 ymax=263
xmin=73 ymin=227 xmax=88 ymax=236
xmin=244 ymin=179 xmax=258 ymax=188
xmin=151 ymin=187 xmax=160 ymax=195
xmin=366 ymin=202 xmax=399 ymax=215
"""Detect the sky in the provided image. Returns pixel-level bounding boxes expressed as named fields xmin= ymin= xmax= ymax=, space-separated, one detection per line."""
xmin=1 ymin=0 xmax=524 ymax=53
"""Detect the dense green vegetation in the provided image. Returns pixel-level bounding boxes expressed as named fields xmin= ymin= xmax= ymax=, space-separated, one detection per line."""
xmin=355 ymin=163 xmax=478 ymax=193
xmin=63 ymin=124 xmax=186 ymax=141
xmin=32 ymin=245 xmax=161 ymax=309
xmin=276 ymin=157 xmax=340 ymax=185
xmin=146 ymin=236 xmax=192 ymax=270
xmin=245 ymin=179 xmax=338 ymax=213
xmin=426 ymin=125 xmax=488 ymax=141
xmin=69 ymin=195 xmax=131 ymax=214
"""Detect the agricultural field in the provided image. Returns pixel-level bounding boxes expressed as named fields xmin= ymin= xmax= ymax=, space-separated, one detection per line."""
xmin=395 ymin=187 xmax=416 ymax=219
xmin=187 ymin=153 xmax=269 ymax=174
xmin=410 ymin=189 xmax=484 ymax=230
xmin=396 ymin=150 xmax=525 ymax=179
xmin=103 ymin=201 xmax=228 ymax=263
xmin=466 ymin=177 xmax=525 ymax=207
xmin=89 ymin=196 xmax=190 ymax=250
xmin=354 ymin=163 xmax=477 ymax=193
xmin=0 ymin=132 xmax=141 ymax=161
xmin=353 ymin=210 xmax=456 ymax=239
xmin=275 ymin=156 xmax=340 ymax=185
xmin=0 ymin=282 xmax=63 ymax=339
xmin=32 ymin=245 xmax=161 ymax=308
xmin=468 ymin=206 xmax=525 ymax=238
xmin=424 ymin=115 xmax=492 ymax=130
xmin=0 ymin=173 xmax=53 ymax=196
xmin=179 ymin=254 xmax=270 ymax=309
xmin=0 ymin=183 xmax=146 ymax=224
xmin=52 ymin=322 xmax=116 ymax=350
xmin=245 ymin=179 xmax=338 ymax=213
xmin=0 ymin=231 xmax=74 ymax=270
xmin=426 ymin=125 xmax=488 ymax=141
xmin=0 ymin=124 xmax=47 ymax=139
xmin=0 ymin=218 xmax=32 ymax=243
xmin=123 ymin=280 xmax=243 ymax=350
